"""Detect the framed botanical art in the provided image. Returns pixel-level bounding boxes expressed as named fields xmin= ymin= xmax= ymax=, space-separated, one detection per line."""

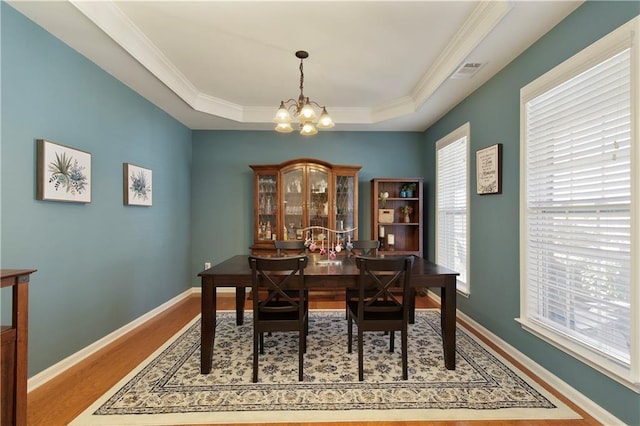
xmin=123 ymin=163 xmax=152 ymax=206
xmin=37 ymin=139 xmax=92 ymax=203
xmin=476 ymin=143 xmax=502 ymax=195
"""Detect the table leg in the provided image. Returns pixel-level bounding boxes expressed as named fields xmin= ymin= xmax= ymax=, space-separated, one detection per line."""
xmin=441 ymin=277 xmax=457 ymax=370
xmin=200 ymin=279 xmax=216 ymax=374
xmin=235 ymin=287 xmax=246 ymax=325
xmin=408 ymin=288 xmax=416 ymax=324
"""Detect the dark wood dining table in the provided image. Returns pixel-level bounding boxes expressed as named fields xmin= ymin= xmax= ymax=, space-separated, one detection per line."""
xmin=198 ymin=254 xmax=459 ymax=374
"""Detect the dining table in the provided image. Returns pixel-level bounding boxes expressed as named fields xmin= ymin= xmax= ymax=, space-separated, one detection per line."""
xmin=198 ymin=254 xmax=459 ymax=374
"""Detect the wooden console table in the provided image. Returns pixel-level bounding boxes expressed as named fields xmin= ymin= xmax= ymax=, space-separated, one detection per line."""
xmin=1 ymin=269 xmax=36 ymax=426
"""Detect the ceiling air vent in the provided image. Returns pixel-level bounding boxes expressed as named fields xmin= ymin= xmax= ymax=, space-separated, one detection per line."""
xmin=450 ymin=62 xmax=485 ymax=79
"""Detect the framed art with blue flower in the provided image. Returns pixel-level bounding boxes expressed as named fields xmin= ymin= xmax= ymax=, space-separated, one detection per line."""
xmin=124 ymin=163 xmax=152 ymax=206
xmin=37 ymin=139 xmax=92 ymax=203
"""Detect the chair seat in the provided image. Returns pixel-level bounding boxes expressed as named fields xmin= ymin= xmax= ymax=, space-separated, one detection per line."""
xmin=346 ymin=300 xmax=404 ymax=322
xmin=259 ymin=300 xmax=308 ymax=321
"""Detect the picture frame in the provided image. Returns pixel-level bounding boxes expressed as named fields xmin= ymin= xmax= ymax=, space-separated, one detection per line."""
xmin=123 ymin=163 xmax=153 ymax=206
xmin=476 ymin=143 xmax=502 ymax=195
xmin=37 ymin=139 xmax=92 ymax=203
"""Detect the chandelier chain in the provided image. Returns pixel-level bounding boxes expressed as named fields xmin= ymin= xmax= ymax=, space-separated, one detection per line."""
xmin=299 ymin=59 xmax=305 ymax=98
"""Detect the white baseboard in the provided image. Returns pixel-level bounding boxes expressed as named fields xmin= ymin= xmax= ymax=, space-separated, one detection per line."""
xmin=27 ymin=287 xmax=200 ymax=392
xmin=425 ymin=290 xmax=623 ymax=425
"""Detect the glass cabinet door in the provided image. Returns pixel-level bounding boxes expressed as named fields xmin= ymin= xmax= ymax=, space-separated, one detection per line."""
xmin=307 ymin=166 xmax=329 ymax=230
xmin=257 ymin=174 xmax=277 ymax=241
xmin=283 ymin=167 xmax=304 ymax=240
xmin=335 ymin=174 xmax=355 ymax=232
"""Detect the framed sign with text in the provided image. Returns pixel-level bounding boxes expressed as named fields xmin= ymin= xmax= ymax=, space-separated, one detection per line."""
xmin=476 ymin=143 xmax=502 ymax=195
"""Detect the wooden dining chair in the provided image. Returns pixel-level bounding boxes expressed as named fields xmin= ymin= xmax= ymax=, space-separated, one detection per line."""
xmin=248 ymin=255 xmax=309 ymax=383
xmin=273 ymin=240 xmax=309 ymax=303
xmin=347 ymin=255 xmax=414 ymax=381
xmin=345 ymin=240 xmax=380 ymax=317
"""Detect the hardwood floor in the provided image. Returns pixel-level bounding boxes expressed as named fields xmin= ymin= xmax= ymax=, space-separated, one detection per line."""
xmin=27 ymin=292 xmax=602 ymax=426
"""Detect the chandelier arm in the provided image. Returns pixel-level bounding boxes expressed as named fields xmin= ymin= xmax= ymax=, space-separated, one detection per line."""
xmin=281 ymin=99 xmax=301 ymax=111
xmin=305 ymin=100 xmax=325 ymax=109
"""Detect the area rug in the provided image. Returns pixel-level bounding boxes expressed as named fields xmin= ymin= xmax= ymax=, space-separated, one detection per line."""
xmin=70 ymin=309 xmax=580 ymax=425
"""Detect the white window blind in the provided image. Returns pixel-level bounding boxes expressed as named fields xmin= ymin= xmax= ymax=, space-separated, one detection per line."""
xmin=436 ymin=125 xmax=469 ymax=294
xmin=522 ymin=43 xmax=634 ymax=378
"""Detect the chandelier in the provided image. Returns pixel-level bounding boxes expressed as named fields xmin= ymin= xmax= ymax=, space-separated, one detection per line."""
xmin=273 ymin=50 xmax=334 ymax=135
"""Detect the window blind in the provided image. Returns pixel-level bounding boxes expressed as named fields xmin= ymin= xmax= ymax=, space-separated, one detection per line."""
xmin=437 ymin=136 xmax=468 ymax=293
xmin=524 ymin=48 xmax=631 ymax=364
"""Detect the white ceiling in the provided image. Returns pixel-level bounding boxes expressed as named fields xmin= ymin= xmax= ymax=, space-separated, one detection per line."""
xmin=9 ymin=0 xmax=582 ymax=132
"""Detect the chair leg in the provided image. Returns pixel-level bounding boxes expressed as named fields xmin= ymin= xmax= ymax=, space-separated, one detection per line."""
xmin=347 ymin=315 xmax=353 ymax=353
xmin=303 ymin=315 xmax=308 ymax=354
xmin=409 ymin=288 xmax=416 ymax=324
xmin=305 ymin=311 xmax=309 ymax=336
xmin=299 ymin=329 xmax=304 ymax=381
xmin=345 ymin=294 xmax=349 ymax=319
xmin=253 ymin=328 xmax=259 ymax=383
xmin=402 ymin=328 xmax=408 ymax=380
xmin=358 ymin=328 xmax=364 ymax=381
xmin=260 ymin=332 xmax=265 ymax=354
xmin=389 ymin=331 xmax=395 ymax=352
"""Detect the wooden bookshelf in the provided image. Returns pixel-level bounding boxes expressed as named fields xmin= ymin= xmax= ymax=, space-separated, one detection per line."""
xmin=371 ymin=178 xmax=423 ymax=257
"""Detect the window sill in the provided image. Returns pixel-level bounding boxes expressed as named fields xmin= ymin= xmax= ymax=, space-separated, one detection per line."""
xmin=516 ymin=317 xmax=639 ymax=394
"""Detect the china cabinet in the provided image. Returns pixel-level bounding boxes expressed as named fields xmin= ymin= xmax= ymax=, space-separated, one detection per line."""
xmin=250 ymin=159 xmax=360 ymax=254
xmin=371 ymin=178 xmax=423 ymax=257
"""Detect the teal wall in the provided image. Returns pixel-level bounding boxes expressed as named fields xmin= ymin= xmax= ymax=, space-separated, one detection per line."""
xmin=1 ymin=4 xmax=192 ymax=376
xmin=423 ymin=2 xmax=639 ymax=424
xmin=190 ymin=130 xmax=425 ymax=284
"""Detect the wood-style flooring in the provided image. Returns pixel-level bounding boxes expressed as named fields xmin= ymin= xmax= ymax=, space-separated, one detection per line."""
xmin=27 ymin=292 xmax=602 ymax=426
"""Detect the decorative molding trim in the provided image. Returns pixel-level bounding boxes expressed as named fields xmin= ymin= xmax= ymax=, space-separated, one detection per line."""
xmin=69 ymin=1 xmax=202 ymax=110
xmin=425 ymin=290 xmax=624 ymax=426
xmin=411 ymin=0 xmax=512 ymax=106
xmin=68 ymin=0 xmax=512 ymax=126
xmin=27 ymin=287 xmax=198 ymax=392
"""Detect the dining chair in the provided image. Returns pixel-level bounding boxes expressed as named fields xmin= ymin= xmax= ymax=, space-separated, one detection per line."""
xmin=345 ymin=240 xmax=380 ymax=318
xmin=347 ymin=255 xmax=414 ymax=381
xmin=248 ymin=255 xmax=309 ymax=383
xmin=273 ymin=240 xmax=309 ymax=304
xmin=274 ymin=239 xmax=307 ymax=256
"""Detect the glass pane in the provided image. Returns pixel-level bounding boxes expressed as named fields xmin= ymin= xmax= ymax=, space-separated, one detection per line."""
xmin=257 ymin=174 xmax=277 ymax=241
xmin=283 ymin=168 xmax=304 ymax=240
xmin=308 ymin=167 xmax=329 ymax=230
xmin=335 ymin=175 xmax=354 ymax=231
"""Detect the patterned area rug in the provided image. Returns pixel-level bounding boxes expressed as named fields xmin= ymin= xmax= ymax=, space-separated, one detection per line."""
xmin=70 ymin=309 xmax=580 ymax=425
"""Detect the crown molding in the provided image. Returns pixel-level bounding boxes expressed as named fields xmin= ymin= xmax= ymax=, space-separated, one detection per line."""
xmin=71 ymin=0 xmax=511 ymax=126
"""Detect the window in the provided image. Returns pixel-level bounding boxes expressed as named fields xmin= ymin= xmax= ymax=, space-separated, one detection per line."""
xmin=520 ymin=17 xmax=638 ymax=390
xmin=436 ymin=123 xmax=470 ymax=294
